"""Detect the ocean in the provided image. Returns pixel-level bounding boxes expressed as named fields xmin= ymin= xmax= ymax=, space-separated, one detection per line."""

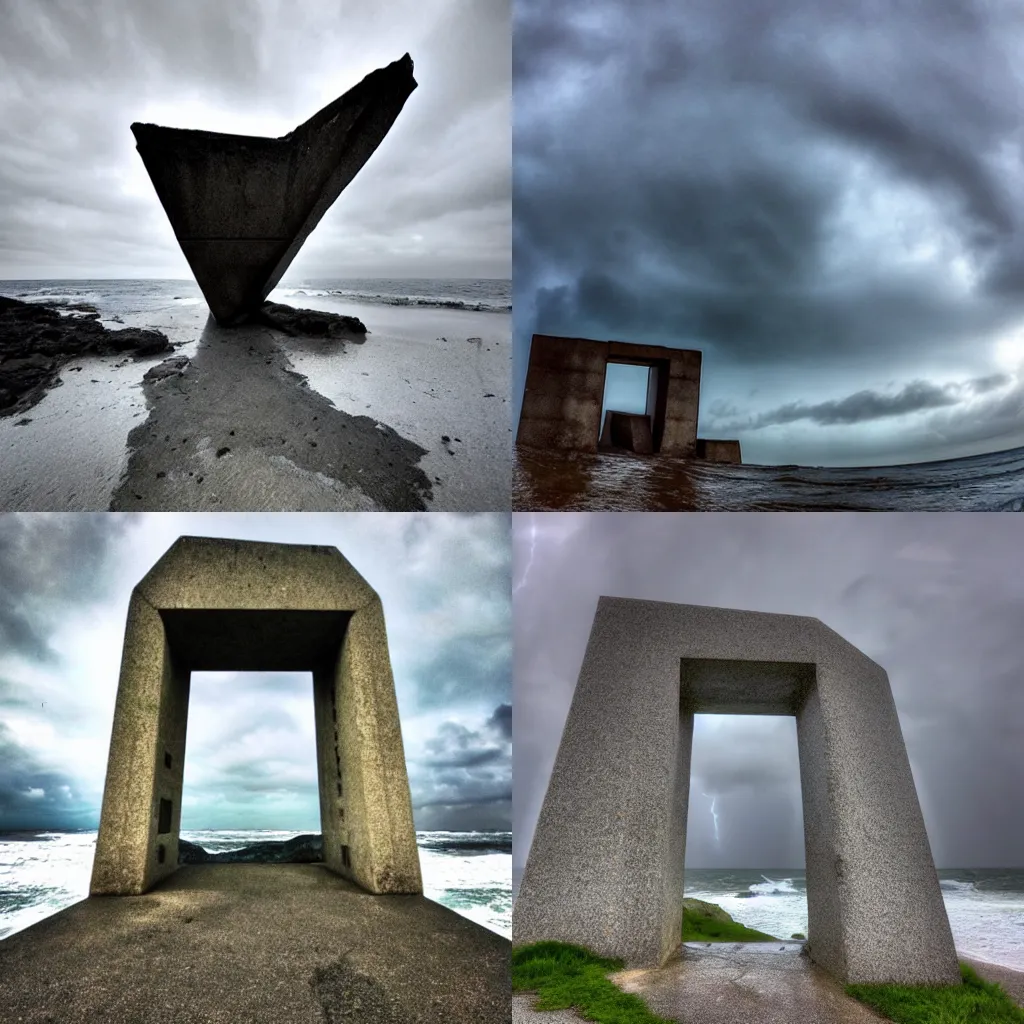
xmin=0 ymin=277 xmax=511 ymax=318
xmin=0 ymin=830 xmax=512 ymax=943
xmin=511 ymin=867 xmax=1024 ymax=970
xmin=513 ymin=445 xmax=1024 ymax=511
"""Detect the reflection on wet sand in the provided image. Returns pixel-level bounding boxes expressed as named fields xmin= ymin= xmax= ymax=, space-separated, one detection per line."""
xmin=513 ymin=444 xmax=1024 ymax=511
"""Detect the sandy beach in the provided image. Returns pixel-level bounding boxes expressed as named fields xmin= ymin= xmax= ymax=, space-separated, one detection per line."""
xmin=0 ymin=291 xmax=510 ymax=511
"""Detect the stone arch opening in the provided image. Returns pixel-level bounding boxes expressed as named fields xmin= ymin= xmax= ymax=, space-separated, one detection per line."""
xmin=89 ymin=536 xmax=422 ymax=899
xmin=512 ymin=598 xmax=959 ymax=986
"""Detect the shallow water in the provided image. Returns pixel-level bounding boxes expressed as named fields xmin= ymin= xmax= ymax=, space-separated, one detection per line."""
xmin=513 ymin=445 xmax=1024 ymax=510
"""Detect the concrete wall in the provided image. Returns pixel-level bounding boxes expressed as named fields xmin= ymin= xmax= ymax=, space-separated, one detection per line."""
xmin=512 ymin=598 xmax=960 ymax=986
xmin=517 ymin=335 xmax=702 ymax=455
xmin=696 ymin=438 xmax=742 ymax=463
xmin=91 ymin=536 xmax=422 ymax=898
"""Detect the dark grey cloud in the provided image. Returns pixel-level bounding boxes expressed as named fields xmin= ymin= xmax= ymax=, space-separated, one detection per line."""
xmin=0 ymin=722 xmax=96 ymax=831
xmin=0 ymin=0 xmax=509 ymax=279
xmin=710 ymin=374 xmax=1014 ymax=430
xmin=513 ymin=0 xmax=1024 ymax=465
xmin=411 ymin=633 xmax=512 ymax=710
xmin=412 ymin=704 xmax=511 ymax=829
xmin=513 ymin=513 xmax=1024 ymax=870
xmin=0 ymin=513 xmax=137 ymax=663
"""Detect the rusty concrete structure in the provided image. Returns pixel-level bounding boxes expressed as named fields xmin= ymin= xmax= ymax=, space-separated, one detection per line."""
xmin=514 ymin=598 xmax=961 ymax=986
xmin=90 ymin=535 xmax=422 ymax=898
xmin=132 ymin=55 xmax=417 ymax=325
xmin=696 ymin=438 xmax=743 ymax=464
xmin=516 ymin=334 xmax=741 ymax=460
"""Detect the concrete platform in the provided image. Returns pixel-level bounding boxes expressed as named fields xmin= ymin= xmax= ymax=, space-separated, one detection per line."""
xmin=0 ymin=864 xmax=509 ymax=1023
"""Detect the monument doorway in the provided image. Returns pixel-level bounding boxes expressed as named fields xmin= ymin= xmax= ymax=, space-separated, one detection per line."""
xmin=178 ymin=670 xmax=319 ymax=836
xmin=598 ymin=358 xmax=669 ymax=453
xmin=686 ymin=714 xmax=806 ymax=941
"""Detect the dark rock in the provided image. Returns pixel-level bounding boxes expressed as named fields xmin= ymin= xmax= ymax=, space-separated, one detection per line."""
xmin=144 ymin=355 xmax=190 ymax=382
xmin=259 ymin=301 xmax=367 ymax=339
xmin=0 ymin=296 xmax=172 ymax=417
xmin=178 ymin=834 xmax=324 ymax=865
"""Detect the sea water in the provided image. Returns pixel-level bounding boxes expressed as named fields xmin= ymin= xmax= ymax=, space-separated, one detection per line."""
xmin=513 ymin=444 xmax=1024 ymax=511
xmin=684 ymin=868 xmax=1024 ymax=970
xmin=510 ymin=867 xmax=1024 ymax=970
xmin=0 ymin=830 xmax=512 ymax=943
xmin=0 ymin=277 xmax=511 ymax=318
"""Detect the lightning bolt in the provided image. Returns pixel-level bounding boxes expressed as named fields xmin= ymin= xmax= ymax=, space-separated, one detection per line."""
xmin=702 ymin=792 xmax=720 ymax=845
xmin=513 ymin=513 xmax=539 ymax=596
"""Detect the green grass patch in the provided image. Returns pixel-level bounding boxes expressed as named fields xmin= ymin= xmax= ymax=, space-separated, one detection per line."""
xmin=846 ymin=962 xmax=1024 ymax=1024
xmin=512 ymin=941 xmax=674 ymax=1024
xmin=681 ymin=906 xmax=778 ymax=943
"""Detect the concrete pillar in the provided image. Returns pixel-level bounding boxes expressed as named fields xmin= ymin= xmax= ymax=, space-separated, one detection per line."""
xmin=513 ymin=598 xmax=960 ymax=986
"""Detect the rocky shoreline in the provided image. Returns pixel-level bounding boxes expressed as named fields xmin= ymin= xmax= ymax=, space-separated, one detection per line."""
xmin=0 ymin=296 xmax=172 ymax=418
xmin=0 ymin=296 xmax=372 ymax=422
xmin=178 ymin=834 xmax=323 ymax=864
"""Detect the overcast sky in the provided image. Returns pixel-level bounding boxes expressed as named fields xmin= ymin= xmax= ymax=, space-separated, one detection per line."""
xmin=513 ymin=512 xmax=1024 ymax=873
xmin=0 ymin=513 xmax=510 ymax=833
xmin=0 ymin=0 xmax=509 ymax=280
xmin=514 ymin=0 xmax=1024 ymax=466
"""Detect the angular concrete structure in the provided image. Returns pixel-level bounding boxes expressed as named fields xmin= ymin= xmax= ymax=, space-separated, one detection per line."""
xmin=132 ymin=55 xmax=416 ymax=325
xmin=517 ymin=335 xmax=702 ymax=455
xmin=513 ymin=598 xmax=960 ymax=986
xmin=90 ymin=535 xmax=422 ymax=898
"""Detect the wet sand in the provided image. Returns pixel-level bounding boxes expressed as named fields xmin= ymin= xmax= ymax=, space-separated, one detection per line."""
xmin=0 ymin=299 xmax=509 ymax=511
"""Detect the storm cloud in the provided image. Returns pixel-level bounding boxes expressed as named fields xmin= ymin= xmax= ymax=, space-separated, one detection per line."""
xmin=0 ymin=513 xmax=511 ymax=832
xmin=0 ymin=0 xmax=509 ymax=279
xmin=513 ymin=512 xmax=1024 ymax=872
xmin=514 ymin=0 xmax=1024 ymax=465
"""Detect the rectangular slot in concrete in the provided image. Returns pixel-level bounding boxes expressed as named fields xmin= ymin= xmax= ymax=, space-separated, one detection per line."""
xmin=158 ymin=798 xmax=172 ymax=834
xmin=342 ymin=845 xmax=351 ymax=868
xmin=164 ymin=751 xmax=172 ymax=769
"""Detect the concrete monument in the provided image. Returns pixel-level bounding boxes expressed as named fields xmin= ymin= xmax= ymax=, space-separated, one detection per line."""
xmin=90 ymin=535 xmax=422 ymax=898
xmin=513 ymin=598 xmax=960 ymax=986
xmin=517 ymin=334 xmax=742 ymax=462
xmin=131 ymin=55 xmax=417 ymax=325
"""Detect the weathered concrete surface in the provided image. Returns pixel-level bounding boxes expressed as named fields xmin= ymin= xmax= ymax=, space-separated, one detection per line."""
xmin=513 ymin=996 xmax=588 ymax=1024
xmin=599 ymin=411 xmax=654 ymax=454
xmin=696 ymin=438 xmax=742 ymax=464
xmin=91 ymin=536 xmax=421 ymax=898
xmin=611 ymin=945 xmax=888 ymax=1024
xmin=517 ymin=335 xmax=701 ymax=455
xmin=0 ymin=864 xmax=509 ymax=1024
xmin=513 ymin=599 xmax=959 ymax=985
xmin=132 ymin=55 xmax=417 ymax=325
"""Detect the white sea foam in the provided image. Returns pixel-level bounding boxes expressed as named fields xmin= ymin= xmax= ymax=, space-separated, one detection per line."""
xmin=0 ymin=830 xmax=511 ymax=943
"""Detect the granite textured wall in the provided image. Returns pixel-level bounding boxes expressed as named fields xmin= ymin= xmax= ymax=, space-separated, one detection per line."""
xmin=513 ymin=598 xmax=960 ymax=986
xmin=90 ymin=536 xmax=422 ymax=898
xmin=517 ymin=335 xmax=702 ymax=455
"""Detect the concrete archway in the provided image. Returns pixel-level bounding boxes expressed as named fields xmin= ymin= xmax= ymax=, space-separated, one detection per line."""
xmin=90 ymin=536 xmax=421 ymax=898
xmin=512 ymin=598 xmax=959 ymax=985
